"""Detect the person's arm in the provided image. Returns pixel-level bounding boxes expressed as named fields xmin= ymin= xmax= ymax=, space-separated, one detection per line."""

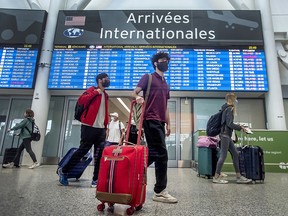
xmin=132 ymin=86 xmax=144 ymax=104
xmin=8 ymin=119 xmax=28 ymax=132
xmin=165 ymin=107 xmax=171 ymax=137
xmin=131 ymin=74 xmax=149 ymax=104
xmin=225 ymin=107 xmax=243 ymax=131
xmin=78 ymin=86 xmax=102 ymax=106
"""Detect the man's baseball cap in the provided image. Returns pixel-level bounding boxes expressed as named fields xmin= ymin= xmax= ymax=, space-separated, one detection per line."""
xmin=110 ymin=112 xmax=118 ymax=117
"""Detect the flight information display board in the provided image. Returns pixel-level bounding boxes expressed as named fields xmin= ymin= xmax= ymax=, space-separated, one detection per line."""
xmin=48 ymin=45 xmax=267 ymax=91
xmin=0 ymin=45 xmax=38 ymax=88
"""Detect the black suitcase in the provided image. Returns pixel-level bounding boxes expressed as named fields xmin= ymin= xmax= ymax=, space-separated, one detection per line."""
xmin=2 ymin=134 xmax=20 ymax=167
xmin=237 ymin=145 xmax=265 ymax=183
xmin=237 ymin=131 xmax=265 ymax=183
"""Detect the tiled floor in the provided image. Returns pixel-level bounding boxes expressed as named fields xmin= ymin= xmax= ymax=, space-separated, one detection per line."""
xmin=0 ymin=165 xmax=288 ymax=216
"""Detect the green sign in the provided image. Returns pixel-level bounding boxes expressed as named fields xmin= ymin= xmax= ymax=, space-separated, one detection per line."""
xmin=194 ymin=130 xmax=288 ymax=173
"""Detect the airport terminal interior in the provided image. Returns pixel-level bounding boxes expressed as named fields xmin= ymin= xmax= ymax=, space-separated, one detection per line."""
xmin=1 ymin=0 xmax=288 ymax=215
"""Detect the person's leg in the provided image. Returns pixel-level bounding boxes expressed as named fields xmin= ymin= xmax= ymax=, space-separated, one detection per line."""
xmin=23 ymin=138 xmax=37 ymax=163
xmin=228 ymin=141 xmax=240 ymax=175
xmin=144 ymin=120 xmax=177 ymax=203
xmin=143 ymin=120 xmax=156 ymax=167
xmin=92 ymin=128 xmax=106 ymax=182
xmin=62 ymin=125 xmax=93 ymax=174
xmin=213 ymin=135 xmax=230 ymax=184
xmin=229 ymin=143 xmax=252 ymax=184
xmin=13 ymin=142 xmax=25 ymax=166
xmin=58 ymin=125 xmax=93 ymax=186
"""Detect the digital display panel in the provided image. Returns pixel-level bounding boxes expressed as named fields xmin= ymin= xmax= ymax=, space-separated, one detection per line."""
xmin=0 ymin=45 xmax=38 ymax=88
xmin=49 ymin=10 xmax=268 ymax=91
xmin=48 ymin=45 xmax=267 ymax=91
xmin=0 ymin=9 xmax=47 ymax=89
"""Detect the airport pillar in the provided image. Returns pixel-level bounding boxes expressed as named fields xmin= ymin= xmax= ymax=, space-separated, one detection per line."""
xmin=22 ymin=0 xmax=65 ymax=165
xmin=255 ymin=0 xmax=287 ymax=129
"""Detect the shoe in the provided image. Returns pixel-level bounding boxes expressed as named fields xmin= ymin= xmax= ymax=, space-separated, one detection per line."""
xmin=220 ymin=172 xmax=228 ymax=177
xmin=91 ymin=180 xmax=97 ymax=188
xmin=2 ymin=162 xmax=15 ymax=168
xmin=28 ymin=162 xmax=40 ymax=169
xmin=152 ymin=189 xmax=178 ymax=203
xmin=213 ymin=176 xmax=229 ymax=184
xmin=236 ymin=176 xmax=252 ymax=184
xmin=58 ymin=168 xmax=69 ymax=186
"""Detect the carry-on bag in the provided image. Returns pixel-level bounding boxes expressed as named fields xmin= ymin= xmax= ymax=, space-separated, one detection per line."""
xmin=96 ymin=100 xmax=148 ymax=215
xmin=197 ymin=147 xmax=219 ymax=179
xmin=57 ymin=148 xmax=92 ymax=180
xmin=237 ymin=131 xmax=265 ymax=183
xmin=2 ymin=134 xmax=20 ymax=167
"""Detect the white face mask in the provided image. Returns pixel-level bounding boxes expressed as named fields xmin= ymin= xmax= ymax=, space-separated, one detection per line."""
xmin=111 ymin=117 xmax=115 ymax=121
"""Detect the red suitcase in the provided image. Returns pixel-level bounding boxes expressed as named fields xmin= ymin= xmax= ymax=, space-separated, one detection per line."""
xmin=96 ymin=101 xmax=148 ymax=215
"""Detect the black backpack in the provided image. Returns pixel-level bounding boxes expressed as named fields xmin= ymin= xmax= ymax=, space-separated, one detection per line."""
xmin=206 ymin=106 xmax=231 ymax=137
xmin=26 ymin=120 xmax=41 ymax=141
xmin=128 ymin=125 xmax=138 ymax=144
xmin=74 ymin=94 xmax=97 ymax=121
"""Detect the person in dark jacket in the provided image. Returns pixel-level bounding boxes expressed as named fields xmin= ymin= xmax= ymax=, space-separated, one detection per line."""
xmin=57 ymin=73 xmax=110 ymax=187
xmin=213 ymin=93 xmax=252 ymax=184
xmin=3 ymin=109 xmax=40 ymax=169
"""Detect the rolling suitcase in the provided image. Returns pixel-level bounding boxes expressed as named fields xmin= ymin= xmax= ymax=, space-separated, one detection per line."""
xmin=96 ymin=100 xmax=148 ymax=215
xmin=237 ymin=132 xmax=265 ymax=183
xmin=2 ymin=134 xmax=20 ymax=167
xmin=197 ymin=147 xmax=219 ymax=178
xmin=57 ymin=148 xmax=92 ymax=180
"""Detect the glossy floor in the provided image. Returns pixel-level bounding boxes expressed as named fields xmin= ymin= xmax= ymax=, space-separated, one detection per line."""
xmin=0 ymin=165 xmax=287 ymax=216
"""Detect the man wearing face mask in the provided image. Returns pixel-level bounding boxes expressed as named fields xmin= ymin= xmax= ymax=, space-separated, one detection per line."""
xmin=132 ymin=52 xmax=177 ymax=203
xmin=106 ymin=112 xmax=125 ymax=145
xmin=58 ymin=73 xmax=110 ymax=188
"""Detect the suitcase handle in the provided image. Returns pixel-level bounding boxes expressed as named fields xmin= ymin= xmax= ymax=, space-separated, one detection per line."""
xmin=11 ymin=134 xmax=20 ymax=148
xmin=124 ymin=100 xmax=145 ymax=146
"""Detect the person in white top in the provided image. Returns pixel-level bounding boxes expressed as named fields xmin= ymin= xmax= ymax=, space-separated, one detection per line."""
xmin=106 ymin=112 xmax=125 ymax=145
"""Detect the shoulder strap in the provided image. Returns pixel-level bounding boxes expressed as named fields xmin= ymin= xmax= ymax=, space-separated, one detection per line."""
xmin=25 ymin=119 xmax=33 ymax=134
xmin=119 ymin=121 xmax=121 ymax=132
xmin=144 ymin=74 xmax=152 ymax=101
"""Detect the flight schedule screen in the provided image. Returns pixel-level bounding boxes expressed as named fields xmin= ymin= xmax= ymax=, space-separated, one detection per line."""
xmin=0 ymin=45 xmax=38 ymax=88
xmin=48 ymin=45 xmax=268 ymax=91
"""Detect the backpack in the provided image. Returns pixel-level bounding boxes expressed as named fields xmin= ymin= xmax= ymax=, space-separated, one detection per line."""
xmin=74 ymin=102 xmax=85 ymax=121
xmin=26 ymin=121 xmax=41 ymax=141
xmin=128 ymin=124 xmax=138 ymax=144
xmin=74 ymin=94 xmax=97 ymax=121
xmin=206 ymin=106 xmax=231 ymax=137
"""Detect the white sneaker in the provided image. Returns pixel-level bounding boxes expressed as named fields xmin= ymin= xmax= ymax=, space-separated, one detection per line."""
xmin=213 ymin=176 xmax=228 ymax=184
xmin=28 ymin=162 xmax=40 ymax=169
xmin=152 ymin=189 xmax=178 ymax=203
xmin=236 ymin=176 xmax=252 ymax=184
xmin=220 ymin=172 xmax=228 ymax=177
xmin=2 ymin=162 xmax=14 ymax=168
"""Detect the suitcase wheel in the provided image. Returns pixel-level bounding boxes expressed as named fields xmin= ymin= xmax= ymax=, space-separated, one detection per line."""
xmin=97 ymin=203 xmax=105 ymax=212
xmin=126 ymin=207 xmax=135 ymax=215
xmin=135 ymin=205 xmax=143 ymax=211
xmin=107 ymin=203 xmax=114 ymax=213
